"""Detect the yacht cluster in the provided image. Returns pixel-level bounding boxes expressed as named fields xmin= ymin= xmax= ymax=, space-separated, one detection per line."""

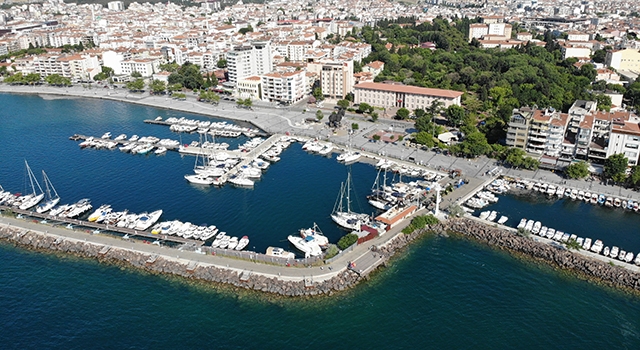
xmin=515 ymin=180 xmax=640 ymax=211
xmin=517 ymin=218 xmax=640 ymax=266
xmin=76 ymin=132 xmax=180 ymax=155
xmin=375 ymin=158 xmax=442 ymax=181
xmin=302 ymin=139 xmax=334 ymax=156
xmin=150 ymin=220 xmax=247 ymax=248
xmin=163 ymin=117 xmax=260 ymax=138
xmin=465 ymin=179 xmax=509 ymax=209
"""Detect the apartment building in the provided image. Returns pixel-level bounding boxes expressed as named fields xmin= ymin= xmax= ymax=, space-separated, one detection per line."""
xmin=226 ymin=41 xmax=273 ymax=85
xmin=120 ymin=58 xmax=160 ymax=77
xmin=354 ymin=82 xmax=462 ymax=110
xmin=307 ymin=59 xmax=353 ymax=99
xmin=506 ymin=108 xmax=568 ymax=157
xmin=260 ymin=69 xmax=306 ymax=105
xmin=28 ymin=54 xmax=99 ymax=80
xmin=236 ymin=75 xmax=262 ymax=100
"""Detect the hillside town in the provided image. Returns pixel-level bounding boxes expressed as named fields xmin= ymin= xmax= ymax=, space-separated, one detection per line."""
xmin=1 ymin=0 xmax=640 ymax=177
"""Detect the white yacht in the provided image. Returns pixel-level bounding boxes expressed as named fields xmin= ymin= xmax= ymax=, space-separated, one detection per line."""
xmin=517 ymin=218 xmax=527 ymax=229
xmin=479 ymin=211 xmax=491 ymax=220
xmin=236 ymin=236 xmax=250 ymax=250
xmin=228 ymin=174 xmax=254 ymax=187
xmin=497 ymin=216 xmax=508 ymax=225
xmin=590 ymin=240 xmax=604 ymax=254
xmin=487 ymin=211 xmax=498 ymax=222
xmin=539 ymin=226 xmax=548 ymax=237
xmin=18 ymin=160 xmax=45 ymax=211
xmin=287 ymin=235 xmax=322 ymax=258
xmin=603 ymin=246 xmax=610 ymax=257
xmin=625 ymin=252 xmax=634 ymax=263
xmin=87 ymin=204 xmax=111 ymax=222
xmin=582 ymin=238 xmax=592 ymax=251
xmin=331 ymin=171 xmax=369 ymax=231
xmin=184 ymin=174 xmax=214 ymax=185
xmin=134 ymin=210 xmax=163 ymax=231
xmin=610 ymin=246 xmax=620 ymax=259
xmin=299 ymin=223 xmax=329 ymax=249
xmin=227 ymin=236 xmax=239 ymax=250
xmin=36 ymin=170 xmax=60 ymax=213
xmin=531 ymin=221 xmax=541 ymax=234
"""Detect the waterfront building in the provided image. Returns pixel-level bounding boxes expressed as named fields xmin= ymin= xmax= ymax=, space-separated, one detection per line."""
xmin=353 ymin=82 xmax=462 ymax=110
xmin=506 ymin=107 xmax=568 ymax=158
xmin=307 ymin=59 xmax=354 ymax=99
xmin=260 ymin=69 xmax=306 ymax=105
xmin=236 ymin=75 xmax=262 ymax=100
xmin=605 ymin=113 xmax=640 ymax=166
xmin=226 ymin=41 xmax=273 ymax=85
xmin=120 ymin=58 xmax=160 ymax=77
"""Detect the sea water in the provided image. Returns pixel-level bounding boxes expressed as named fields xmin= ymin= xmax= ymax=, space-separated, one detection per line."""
xmin=1 ymin=93 xmax=640 ymax=348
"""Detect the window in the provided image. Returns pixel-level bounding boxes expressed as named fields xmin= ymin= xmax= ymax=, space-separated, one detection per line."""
xmin=625 ymin=143 xmax=639 ymax=149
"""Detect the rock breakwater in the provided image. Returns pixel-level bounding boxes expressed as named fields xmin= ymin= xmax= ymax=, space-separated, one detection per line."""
xmin=0 ymin=225 xmax=364 ymax=297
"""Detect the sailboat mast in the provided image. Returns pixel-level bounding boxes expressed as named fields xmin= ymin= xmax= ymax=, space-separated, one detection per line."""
xmin=346 ymin=171 xmax=352 ymax=213
xmin=42 ymin=170 xmax=51 ymax=199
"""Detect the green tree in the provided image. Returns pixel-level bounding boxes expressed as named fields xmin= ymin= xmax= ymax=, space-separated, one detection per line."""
xmin=564 ymin=161 xmax=590 ymax=179
xmin=504 ymin=147 xmax=527 ymax=168
xmin=628 ymin=165 xmax=640 ymax=187
xmin=396 ymin=107 xmax=410 ymax=120
xmin=239 ymin=25 xmax=253 ymax=35
xmin=413 ymin=131 xmax=435 ymax=147
xmin=351 ymin=123 xmax=359 ymax=131
xmin=591 ymin=49 xmax=607 ymax=64
xmin=337 ymin=99 xmax=350 ymax=109
xmin=149 ymin=79 xmax=167 ymax=94
xmin=445 ymin=105 xmax=466 ymax=127
xmin=595 ymin=94 xmax=612 ymax=112
xmin=454 ymin=131 xmax=491 ymax=158
xmin=168 ymin=83 xmax=183 ymax=92
xmin=372 ymin=134 xmax=381 ymax=142
xmin=357 ymin=102 xmax=373 ymax=114
xmin=312 ymin=87 xmax=324 ymax=101
xmin=126 ymin=78 xmax=145 ymax=92
xmin=131 ymin=71 xmax=142 ymax=78
xmin=371 ymin=112 xmax=379 ymax=122
xmin=316 ymin=110 xmax=324 ymax=121
xmin=604 ymin=153 xmax=628 ymax=183
xmin=24 ymin=73 xmax=41 ymax=85
xmin=217 ymin=59 xmax=227 ymax=68
xmin=337 ymin=233 xmax=358 ymax=250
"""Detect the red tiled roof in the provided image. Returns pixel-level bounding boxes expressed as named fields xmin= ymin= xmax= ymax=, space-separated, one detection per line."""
xmin=354 ymin=82 xmax=463 ymax=99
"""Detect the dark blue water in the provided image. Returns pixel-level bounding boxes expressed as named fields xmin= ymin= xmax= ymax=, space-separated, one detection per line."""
xmin=483 ymin=192 xmax=640 ymax=253
xmin=2 ymin=93 xmax=640 ymax=348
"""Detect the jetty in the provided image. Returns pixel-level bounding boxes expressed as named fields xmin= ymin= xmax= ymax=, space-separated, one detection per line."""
xmin=0 ymin=205 xmax=204 ymax=246
xmin=219 ymin=134 xmax=284 ymax=183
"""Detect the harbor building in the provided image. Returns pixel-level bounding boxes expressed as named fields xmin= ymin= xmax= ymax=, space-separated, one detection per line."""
xmin=353 ymin=82 xmax=462 ymax=111
xmin=226 ymin=41 xmax=273 ymax=85
xmin=261 ymin=68 xmax=306 ymax=105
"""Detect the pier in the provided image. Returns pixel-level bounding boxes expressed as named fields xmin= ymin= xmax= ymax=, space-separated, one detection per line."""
xmin=0 ymin=205 xmax=205 ymax=246
xmin=219 ymin=134 xmax=284 ymax=183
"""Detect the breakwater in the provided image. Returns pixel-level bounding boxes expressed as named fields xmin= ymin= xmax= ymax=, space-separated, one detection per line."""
xmin=440 ymin=218 xmax=640 ymax=293
xmin=0 ymin=224 xmax=366 ymax=297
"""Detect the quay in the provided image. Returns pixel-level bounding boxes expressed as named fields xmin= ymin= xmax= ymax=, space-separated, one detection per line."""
xmin=0 ymin=205 xmax=205 ymax=247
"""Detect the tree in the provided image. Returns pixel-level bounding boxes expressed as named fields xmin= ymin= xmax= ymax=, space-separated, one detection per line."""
xmin=337 ymin=99 xmax=350 ymax=109
xmin=312 ymin=87 xmax=324 ymax=101
xmin=454 ymin=131 xmax=491 ymax=158
xmin=357 ymin=102 xmax=373 ymax=114
xmin=595 ymin=94 xmax=612 ymax=112
xmin=564 ymin=161 xmax=590 ymax=179
xmin=337 ymin=233 xmax=358 ymax=250
xmin=413 ymin=131 xmax=435 ymax=147
xmin=316 ymin=110 xmax=324 ymax=121
xmin=445 ymin=105 xmax=466 ymax=127
xmin=168 ymin=83 xmax=183 ymax=93
xmin=126 ymin=78 xmax=145 ymax=92
xmin=149 ymin=79 xmax=167 ymax=94
xmin=131 ymin=71 xmax=142 ymax=78
xmin=395 ymin=107 xmax=410 ymax=120
xmin=371 ymin=112 xmax=379 ymax=122
xmin=24 ymin=73 xmax=41 ymax=85
xmin=372 ymin=134 xmax=381 ymax=142
xmin=239 ymin=25 xmax=253 ymax=35
xmin=504 ymin=147 xmax=527 ymax=168
xmin=351 ymin=123 xmax=359 ymax=131
xmin=217 ymin=59 xmax=227 ymax=68
xmin=628 ymin=165 xmax=640 ymax=187
xmin=604 ymin=153 xmax=628 ymax=183
xmin=591 ymin=49 xmax=607 ymax=64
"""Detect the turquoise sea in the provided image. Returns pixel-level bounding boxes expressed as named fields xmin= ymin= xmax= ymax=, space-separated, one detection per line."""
xmin=1 ymin=93 xmax=640 ymax=348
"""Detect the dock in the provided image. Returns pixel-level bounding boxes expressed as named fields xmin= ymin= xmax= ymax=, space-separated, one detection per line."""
xmin=0 ymin=205 xmax=205 ymax=246
xmin=218 ymin=134 xmax=284 ymax=183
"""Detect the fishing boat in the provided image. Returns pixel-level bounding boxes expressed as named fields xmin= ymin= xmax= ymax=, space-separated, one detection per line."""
xmin=331 ymin=171 xmax=370 ymax=231
xmin=36 ymin=170 xmax=60 ymax=213
xmin=266 ymin=246 xmax=295 ymax=259
xmin=18 ymin=160 xmax=45 ymax=211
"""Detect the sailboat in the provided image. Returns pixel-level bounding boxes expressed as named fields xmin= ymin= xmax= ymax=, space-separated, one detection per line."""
xmin=336 ymin=132 xmax=361 ymax=163
xmin=368 ymin=168 xmax=394 ymax=211
xmin=331 ymin=170 xmax=370 ymax=231
xmin=18 ymin=160 xmax=45 ymax=210
xmin=36 ymin=170 xmax=60 ymax=213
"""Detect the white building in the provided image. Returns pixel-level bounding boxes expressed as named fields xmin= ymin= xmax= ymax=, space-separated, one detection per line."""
xmin=354 ymin=82 xmax=463 ymax=110
xmin=120 ymin=58 xmax=160 ymax=77
xmin=102 ymin=50 xmax=131 ymax=75
xmin=107 ymin=1 xmax=125 ymax=11
xmin=261 ymin=69 xmax=306 ymax=105
xmin=226 ymin=41 xmax=273 ymax=85
xmin=606 ymin=116 xmax=640 ymax=166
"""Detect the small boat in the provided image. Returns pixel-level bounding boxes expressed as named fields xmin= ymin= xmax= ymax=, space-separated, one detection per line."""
xmin=618 ymin=249 xmax=627 ymax=261
xmin=614 ymin=198 xmax=622 ymax=208
xmin=634 ymin=253 xmax=640 ymax=265
xmin=101 ymin=132 xmax=112 ymax=139
xmin=590 ymin=240 xmax=603 ymax=254
xmin=539 ymin=226 xmax=548 ymax=237
xmin=561 ymin=233 xmax=570 ymax=242
xmin=517 ymin=218 xmax=527 ymax=230
xmin=129 ymin=135 xmax=139 ymax=142
xmin=603 ymin=246 xmax=610 ymax=257
xmin=154 ymin=147 xmax=167 ymax=155
xmin=227 ymin=236 xmax=239 ymax=250
xmin=114 ymin=134 xmax=127 ymax=141
xmin=582 ymin=238 xmax=592 ymax=250
xmin=590 ymin=193 xmax=598 ymax=204
xmin=576 ymin=237 xmax=584 ymax=246
xmin=553 ymin=230 xmax=564 ymax=241
xmin=598 ymin=194 xmax=605 ymax=205
xmin=497 ymin=216 xmax=508 ymax=225
xmin=556 ymin=187 xmax=564 ymax=197
xmin=236 ymin=236 xmax=250 ymax=250
xmin=583 ymin=192 xmax=591 ymax=202
xmin=577 ymin=190 xmax=584 ymax=200
xmin=570 ymin=189 xmax=578 ymax=200
xmin=487 ymin=211 xmax=498 ymax=222
xmin=184 ymin=174 xmax=214 ymax=185
xmin=625 ymin=252 xmax=634 ymax=263
xmin=525 ymin=220 xmax=534 ymax=231
xmin=605 ymin=197 xmax=613 ymax=207
xmin=546 ymin=228 xmax=556 ymax=240
xmin=531 ymin=221 xmax=541 ymax=234
xmin=564 ymin=188 xmax=572 ymax=197
xmin=610 ymin=246 xmax=619 ymax=259
xmin=266 ymin=246 xmax=295 ymax=259
xmin=569 ymin=234 xmax=577 ymax=242
xmin=228 ymin=174 xmax=254 ymax=187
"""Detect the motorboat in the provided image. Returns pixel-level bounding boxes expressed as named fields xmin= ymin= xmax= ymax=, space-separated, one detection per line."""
xmin=625 ymin=252 xmax=634 ymax=263
xmin=525 ymin=220 xmax=534 ymax=232
xmin=517 ymin=218 xmax=527 ymax=230
xmin=582 ymin=238 xmax=592 ymax=251
xmin=228 ymin=174 xmax=254 ymax=187
xmin=487 ymin=211 xmax=498 ymax=222
xmin=497 ymin=216 xmax=508 ymax=225
xmin=634 ymin=253 xmax=640 ymax=265
xmin=114 ymin=134 xmax=127 ymax=141
xmin=610 ymin=246 xmax=619 ymax=259
xmin=539 ymin=226 xmax=548 ymax=237
xmin=134 ymin=210 xmax=163 ymax=231
xmin=598 ymin=194 xmax=605 ymax=205
xmin=184 ymin=174 xmax=214 ymax=185
xmin=87 ymin=204 xmax=111 ymax=222
xmin=236 ymin=236 xmax=250 ymax=250
xmin=553 ymin=230 xmax=564 ymax=241
xmin=605 ymin=197 xmax=613 ymax=207
xmin=546 ymin=228 xmax=555 ymax=239
xmin=154 ymin=147 xmax=167 ymax=155
xmin=227 ymin=236 xmax=239 ymax=250
xmin=266 ymin=246 xmax=295 ymax=259
xmin=614 ymin=198 xmax=622 ymax=208
xmin=583 ymin=192 xmax=591 ymax=202
xmin=287 ymin=235 xmax=322 ymax=258
xmin=603 ymin=246 xmax=610 ymax=257
xmin=479 ymin=211 xmax=491 ymax=220
xmin=570 ymin=189 xmax=578 ymax=200
xmin=618 ymin=250 xmax=627 ymax=262
xmin=218 ymin=235 xmax=230 ymax=249
xmin=590 ymin=193 xmax=598 ymax=204
xmin=101 ymin=132 xmax=112 ymax=139
xmin=531 ymin=221 xmax=541 ymax=234
xmin=590 ymin=240 xmax=604 ymax=254
xmin=299 ymin=223 xmax=329 ymax=249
